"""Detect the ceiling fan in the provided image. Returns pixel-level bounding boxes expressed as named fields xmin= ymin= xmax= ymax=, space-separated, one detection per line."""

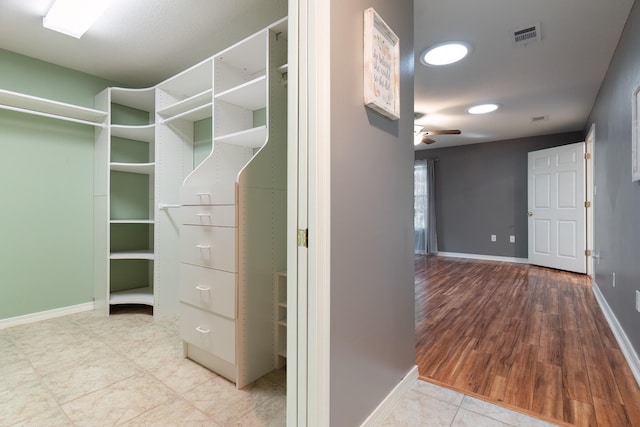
xmin=415 ymin=128 xmax=462 ymax=144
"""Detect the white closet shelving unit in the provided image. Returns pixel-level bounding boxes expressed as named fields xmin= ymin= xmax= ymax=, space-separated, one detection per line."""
xmin=94 ymin=18 xmax=288 ymax=387
xmin=178 ymin=18 xmax=288 ymax=388
xmin=95 ymin=85 xmax=195 ymax=318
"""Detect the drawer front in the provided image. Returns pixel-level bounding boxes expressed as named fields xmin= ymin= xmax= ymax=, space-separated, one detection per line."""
xmin=181 ymin=205 xmax=236 ymax=227
xmin=180 ymin=225 xmax=236 ymax=271
xmin=180 ymin=304 xmax=235 ymax=364
xmin=180 ymin=183 xmax=236 ymax=206
xmin=180 ymin=263 xmax=236 ymax=319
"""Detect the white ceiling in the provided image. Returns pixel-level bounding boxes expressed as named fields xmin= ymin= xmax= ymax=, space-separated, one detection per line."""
xmin=0 ymin=0 xmax=287 ymax=87
xmin=0 ymin=0 xmax=634 ymax=150
xmin=413 ymin=0 xmax=634 ymax=149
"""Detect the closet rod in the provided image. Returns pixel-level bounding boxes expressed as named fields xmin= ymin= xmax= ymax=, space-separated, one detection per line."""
xmin=0 ymin=104 xmax=106 ymax=128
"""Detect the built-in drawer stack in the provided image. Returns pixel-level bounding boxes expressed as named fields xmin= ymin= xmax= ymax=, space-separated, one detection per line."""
xmin=179 ymin=185 xmax=239 ymax=375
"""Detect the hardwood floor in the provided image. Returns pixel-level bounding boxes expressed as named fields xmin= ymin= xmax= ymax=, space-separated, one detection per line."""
xmin=415 ymin=255 xmax=640 ymax=427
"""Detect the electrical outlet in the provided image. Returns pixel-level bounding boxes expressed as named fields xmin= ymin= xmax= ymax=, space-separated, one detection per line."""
xmin=509 ymin=235 xmax=515 ymax=243
xmin=636 ymin=291 xmax=640 ymax=313
xmin=491 ymin=235 xmax=496 ymax=242
xmin=613 ymin=272 xmax=616 ymax=288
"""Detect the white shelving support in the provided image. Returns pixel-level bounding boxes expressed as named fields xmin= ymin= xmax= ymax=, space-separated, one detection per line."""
xmin=0 ymin=88 xmax=107 ymax=127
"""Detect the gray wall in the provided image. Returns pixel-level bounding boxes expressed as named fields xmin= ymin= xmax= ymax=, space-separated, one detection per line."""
xmin=329 ymin=0 xmax=415 ymax=425
xmin=586 ymin=2 xmax=640 ymax=353
xmin=415 ymin=132 xmax=583 ymax=258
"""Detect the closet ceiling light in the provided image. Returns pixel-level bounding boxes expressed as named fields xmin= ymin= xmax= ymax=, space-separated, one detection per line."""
xmin=421 ymin=42 xmax=470 ymax=66
xmin=468 ymin=103 xmax=499 ymax=114
xmin=43 ymin=0 xmax=115 ymax=38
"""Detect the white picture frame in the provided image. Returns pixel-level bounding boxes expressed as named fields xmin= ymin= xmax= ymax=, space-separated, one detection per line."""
xmin=363 ymin=8 xmax=400 ymax=120
xmin=633 ymin=85 xmax=640 ymax=182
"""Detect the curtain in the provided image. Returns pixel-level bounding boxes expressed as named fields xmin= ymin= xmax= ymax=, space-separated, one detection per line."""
xmin=414 ymin=159 xmax=438 ymax=254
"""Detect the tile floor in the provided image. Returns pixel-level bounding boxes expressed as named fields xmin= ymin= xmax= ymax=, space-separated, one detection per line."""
xmin=0 ymin=309 xmax=558 ymax=426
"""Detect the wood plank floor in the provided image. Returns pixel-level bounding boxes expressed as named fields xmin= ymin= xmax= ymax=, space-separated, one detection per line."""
xmin=415 ymin=255 xmax=640 ymax=427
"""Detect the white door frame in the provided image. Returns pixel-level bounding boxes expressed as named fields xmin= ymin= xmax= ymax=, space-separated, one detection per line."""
xmin=585 ymin=124 xmax=595 ymax=277
xmin=287 ymin=0 xmax=331 ymax=425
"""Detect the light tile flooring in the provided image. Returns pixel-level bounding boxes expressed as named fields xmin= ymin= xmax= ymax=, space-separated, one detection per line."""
xmin=0 ymin=309 xmax=557 ymax=426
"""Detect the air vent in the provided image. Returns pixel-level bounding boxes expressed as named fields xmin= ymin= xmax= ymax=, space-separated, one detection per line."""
xmin=530 ymin=115 xmax=548 ymax=123
xmin=513 ymin=24 xmax=541 ymax=46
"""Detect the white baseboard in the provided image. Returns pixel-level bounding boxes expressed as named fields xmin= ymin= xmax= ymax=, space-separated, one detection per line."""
xmin=0 ymin=302 xmax=95 ymax=330
xmin=360 ymin=365 xmax=419 ymax=426
xmin=436 ymin=251 xmax=529 ymax=264
xmin=592 ymin=281 xmax=640 ymax=387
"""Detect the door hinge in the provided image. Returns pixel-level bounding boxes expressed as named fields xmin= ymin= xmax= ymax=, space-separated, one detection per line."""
xmin=584 ymin=201 xmax=592 ymax=208
xmin=584 ymin=153 xmax=591 ymax=160
xmin=585 ymin=249 xmax=592 ymax=256
xmin=297 ymin=229 xmax=308 ymax=248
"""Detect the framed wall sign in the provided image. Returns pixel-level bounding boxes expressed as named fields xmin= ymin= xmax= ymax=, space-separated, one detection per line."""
xmin=364 ymin=8 xmax=400 ymax=120
xmin=633 ymin=84 xmax=640 ymax=182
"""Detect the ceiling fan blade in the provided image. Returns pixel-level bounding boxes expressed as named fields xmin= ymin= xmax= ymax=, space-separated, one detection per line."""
xmin=424 ymin=129 xmax=461 ymax=135
xmin=421 ymin=136 xmax=436 ymax=144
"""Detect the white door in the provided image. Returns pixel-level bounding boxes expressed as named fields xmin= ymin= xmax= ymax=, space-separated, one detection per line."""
xmin=528 ymin=142 xmax=586 ymax=274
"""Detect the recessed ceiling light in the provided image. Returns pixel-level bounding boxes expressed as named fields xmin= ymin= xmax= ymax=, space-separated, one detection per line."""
xmin=421 ymin=42 xmax=470 ymax=66
xmin=468 ymin=104 xmax=499 ymax=114
xmin=43 ymin=0 xmax=115 ymax=38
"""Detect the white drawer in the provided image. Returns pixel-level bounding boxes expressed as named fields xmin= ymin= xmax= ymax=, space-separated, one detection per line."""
xmin=180 ymin=225 xmax=236 ymax=272
xmin=181 ymin=205 xmax=236 ymax=227
xmin=180 ymin=183 xmax=236 ymax=206
xmin=180 ymin=304 xmax=235 ymax=364
xmin=180 ymin=263 xmax=236 ymax=319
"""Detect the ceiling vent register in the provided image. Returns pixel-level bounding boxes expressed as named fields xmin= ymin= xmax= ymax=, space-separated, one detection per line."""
xmin=513 ymin=24 xmax=541 ymax=46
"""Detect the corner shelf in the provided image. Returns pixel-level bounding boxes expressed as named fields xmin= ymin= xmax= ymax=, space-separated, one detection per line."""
xmin=109 ymin=250 xmax=155 ymax=260
xmin=111 ymin=124 xmax=155 ymax=142
xmin=110 ymin=162 xmax=155 ymax=175
xmin=110 ymin=286 xmax=154 ymax=305
xmin=0 ymin=88 xmax=107 ymax=127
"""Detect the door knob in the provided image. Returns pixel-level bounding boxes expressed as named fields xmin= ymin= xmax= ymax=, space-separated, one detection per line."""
xmin=528 ymin=212 xmax=533 ymax=217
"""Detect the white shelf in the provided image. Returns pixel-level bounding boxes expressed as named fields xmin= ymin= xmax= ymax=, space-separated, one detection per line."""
xmin=158 ymin=89 xmax=212 ymax=119
xmin=110 ymin=162 xmax=154 ymax=175
xmin=111 ymin=87 xmax=155 ymax=113
xmin=215 ymin=76 xmax=266 ymax=110
xmin=278 ymin=319 xmax=287 ymax=327
xmin=110 ymin=250 xmax=154 ymax=260
xmin=215 ymin=32 xmax=267 ymax=76
xmin=0 ymin=88 xmax=107 ymax=127
xmin=111 ymin=124 xmax=155 ymax=142
xmin=158 ymin=59 xmax=213 ymax=100
xmin=110 ymin=286 xmax=154 ymax=306
xmin=110 ymin=219 xmax=154 ymax=224
xmin=162 ymin=103 xmax=212 ymax=123
xmin=214 ymin=126 xmax=267 ymax=148
xmin=277 ymin=64 xmax=288 ymax=74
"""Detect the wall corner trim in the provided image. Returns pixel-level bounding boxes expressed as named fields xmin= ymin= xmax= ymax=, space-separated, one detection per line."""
xmin=359 ymin=365 xmax=419 ymax=426
xmin=436 ymin=252 xmax=529 ymax=264
xmin=592 ymin=281 xmax=640 ymax=387
xmin=0 ymin=302 xmax=95 ymax=330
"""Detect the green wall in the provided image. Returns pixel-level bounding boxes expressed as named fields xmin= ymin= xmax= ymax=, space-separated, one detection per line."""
xmin=0 ymin=49 xmax=117 ymax=319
